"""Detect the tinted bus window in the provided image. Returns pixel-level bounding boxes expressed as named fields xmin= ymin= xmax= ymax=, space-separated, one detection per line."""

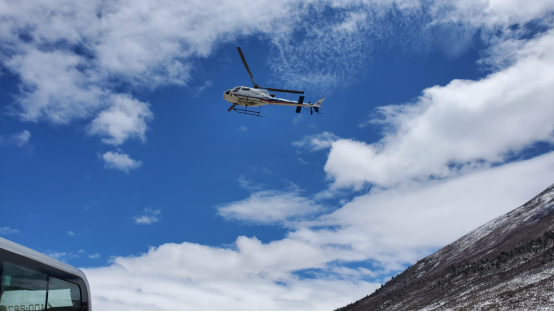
xmin=0 ymin=261 xmax=48 ymax=311
xmin=47 ymin=277 xmax=80 ymax=311
xmin=0 ymin=240 xmax=90 ymax=311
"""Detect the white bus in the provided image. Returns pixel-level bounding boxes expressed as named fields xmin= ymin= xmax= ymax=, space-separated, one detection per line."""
xmin=0 ymin=237 xmax=91 ymax=311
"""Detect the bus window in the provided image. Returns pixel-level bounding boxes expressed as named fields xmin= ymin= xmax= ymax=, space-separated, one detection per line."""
xmin=47 ymin=277 xmax=81 ymax=311
xmin=0 ymin=261 xmax=48 ymax=311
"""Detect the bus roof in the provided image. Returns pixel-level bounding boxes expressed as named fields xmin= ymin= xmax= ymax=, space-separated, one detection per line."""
xmin=0 ymin=237 xmax=90 ymax=297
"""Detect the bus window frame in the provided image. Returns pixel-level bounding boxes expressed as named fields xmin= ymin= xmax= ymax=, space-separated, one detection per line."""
xmin=0 ymin=248 xmax=89 ymax=311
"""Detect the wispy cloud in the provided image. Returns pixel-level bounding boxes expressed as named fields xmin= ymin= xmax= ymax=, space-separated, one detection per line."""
xmin=268 ymin=3 xmax=427 ymax=91
xmin=83 ymin=200 xmax=98 ymax=210
xmin=46 ymin=251 xmax=79 ymax=262
xmin=0 ymin=227 xmax=20 ymax=235
xmin=67 ymin=231 xmax=76 ymax=236
xmin=192 ymin=80 xmax=213 ymax=97
xmin=292 ymin=132 xmax=340 ymax=151
xmin=0 ymin=130 xmax=31 ymax=147
xmin=269 ymin=0 xmax=554 ymax=91
xmin=237 ymin=175 xmax=264 ymax=191
xmin=134 ymin=208 xmax=161 ymax=225
xmin=298 ymin=157 xmax=309 ymax=165
xmin=102 ymin=151 xmax=142 ymax=173
xmin=217 ymin=184 xmax=323 ymax=224
xmin=89 ymin=253 xmax=100 ymax=259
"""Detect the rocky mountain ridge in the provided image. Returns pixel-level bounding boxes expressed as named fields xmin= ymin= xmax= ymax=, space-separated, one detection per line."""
xmin=338 ymin=182 xmax=554 ymax=310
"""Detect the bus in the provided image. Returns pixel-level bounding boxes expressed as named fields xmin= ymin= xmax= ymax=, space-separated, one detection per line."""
xmin=0 ymin=237 xmax=91 ymax=311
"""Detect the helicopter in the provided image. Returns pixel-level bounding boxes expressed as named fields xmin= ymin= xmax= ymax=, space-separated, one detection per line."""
xmin=223 ymin=47 xmax=325 ymax=117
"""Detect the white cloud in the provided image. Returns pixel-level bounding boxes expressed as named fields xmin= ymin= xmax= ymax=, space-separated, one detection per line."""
xmin=293 ymin=114 xmax=303 ymax=125
xmin=298 ymin=152 xmax=554 ymax=272
xmin=192 ymin=80 xmax=213 ymax=97
xmin=67 ymin=231 xmax=75 ymax=236
xmin=217 ymin=186 xmax=324 ymax=224
xmin=268 ymin=0 xmax=554 ymax=89
xmin=88 ymin=94 xmax=153 ymax=146
xmin=323 ymin=29 xmax=554 ymax=189
xmin=83 ymin=237 xmax=377 ymax=311
xmin=134 ymin=208 xmax=161 ymax=224
xmin=237 ymin=175 xmax=265 ymax=191
xmin=85 ymin=152 xmax=554 ymax=310
xmin=430 ymin=0 xmax=554 ymax=29
xmin=293 ymin=132 xmax=340 ymax=151
xmin=0 ymin=130 xmax=31 ymax=147
xmin=1 ymin=0 xmax=552 ymax=146
xmin=134 ymin=216 xmax=158 ymax=224
xmin=102 ymin=151 xmax=142 ymax=173
xmin=0 ymin=0 xmax=306 ymax=146
xmin=10 ymin=130 xmax=31 ymax=146
xmin=334 ymin=11 xmax=368 ymax=34
xmin=47 ymin=252 xmax=67 ymax=260
xmin=46 ymin=251 xmax=79 ymax=262
xmin=0 ymin=227 xmax=20 ymax=234
xmin=89 ymin=253 xmax=100 ymax=259
xmin=83 ymin=200 xmax=98 ymax=210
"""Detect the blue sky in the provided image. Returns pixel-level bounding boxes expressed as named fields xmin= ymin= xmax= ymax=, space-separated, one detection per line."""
xmin=1 ymin=1 xmax=554 ymax=310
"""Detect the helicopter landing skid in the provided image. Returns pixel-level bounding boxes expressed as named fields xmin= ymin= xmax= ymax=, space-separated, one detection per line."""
xmin=232 ymin=106 xmax=262 ymax=117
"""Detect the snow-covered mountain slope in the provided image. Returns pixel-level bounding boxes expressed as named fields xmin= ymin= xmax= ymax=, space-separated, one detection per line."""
xmin=338 ymin=183 xmax=554 ymax=310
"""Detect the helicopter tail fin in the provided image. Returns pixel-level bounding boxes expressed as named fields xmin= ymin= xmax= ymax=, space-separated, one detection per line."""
xmin=315 ymin=97 xmax=325 ymax=106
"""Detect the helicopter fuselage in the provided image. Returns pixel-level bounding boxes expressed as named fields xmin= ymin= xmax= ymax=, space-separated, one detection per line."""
xmin=223 ymin=86 xmax=318 ymax=108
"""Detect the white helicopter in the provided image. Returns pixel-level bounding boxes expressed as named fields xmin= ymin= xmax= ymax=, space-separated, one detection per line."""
xmin=223 ymin=47 xmax=325 ymax=117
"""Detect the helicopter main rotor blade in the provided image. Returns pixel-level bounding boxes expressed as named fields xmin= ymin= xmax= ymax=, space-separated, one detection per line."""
xmin=261 ymin=87 xmax=305 ymax=94
xmin=236 ymin=47 xmax=303 ymax=94
xmin=237 ymin=47 xmax=257 ymax=88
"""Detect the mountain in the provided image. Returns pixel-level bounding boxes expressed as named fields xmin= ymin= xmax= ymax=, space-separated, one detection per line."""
xmin=338 ymin=183 xmax=554 ymax=310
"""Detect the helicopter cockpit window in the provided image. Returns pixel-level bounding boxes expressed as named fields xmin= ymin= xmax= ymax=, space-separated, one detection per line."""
xmin=233 ymin=87 xmax=240 ymax=92
xmin=242 ymin=87 xmax=250 ymax=91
